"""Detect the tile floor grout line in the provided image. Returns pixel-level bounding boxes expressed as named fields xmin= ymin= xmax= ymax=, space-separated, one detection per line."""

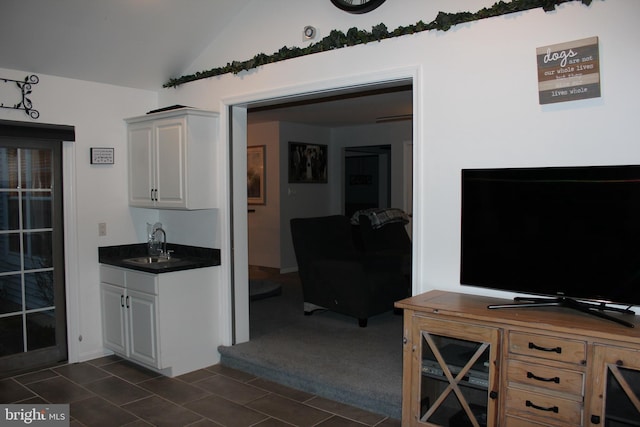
xmin=71 ymin=393 xmax=147 ymax=427
xmin=4 ymin=362 xmax=399 ymax=426
xmin=9 ymin=377 xmax=50 ymax=405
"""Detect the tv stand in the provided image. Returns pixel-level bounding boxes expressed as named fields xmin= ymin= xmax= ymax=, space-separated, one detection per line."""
xmin=488 ymin=296 xmax=636 ymax=328
xmin=396 ymin=290 xmax=640 ymax=426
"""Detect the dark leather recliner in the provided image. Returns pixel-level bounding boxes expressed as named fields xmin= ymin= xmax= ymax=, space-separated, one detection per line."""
xmin=358 ymin=214 xmax=412 ymax=280
xmin=290 ymin=215 xmax=408 ymax=327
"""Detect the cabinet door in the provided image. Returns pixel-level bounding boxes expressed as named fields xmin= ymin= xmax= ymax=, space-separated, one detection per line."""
xmin=127 ymin=289 xmax=159 ymax=368
xmin=128 ymin=122 xmax=155 ymax=207
xmin=409 ymin=316 xmax=501 ymax=426
xmin=154 ymin=118 xmax=186 ymax=208
xmin=100 ymin=283 xmax=127 ymax=355
xmin=589 ymin=344 xmax=640 ymax=426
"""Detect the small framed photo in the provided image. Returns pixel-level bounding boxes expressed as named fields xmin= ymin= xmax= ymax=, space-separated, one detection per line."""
xmin=247 ymin=145 xmax=266 ymax=205
xmin=90 ymin=147 xmax=114 ymax=164
xmin=288 ymin=142 xmax=327 ymax=183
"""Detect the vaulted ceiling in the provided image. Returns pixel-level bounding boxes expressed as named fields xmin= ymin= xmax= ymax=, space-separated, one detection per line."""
xmin=0 ymin=0 xmax=252 ymax=90
xmin=0 ymin=0 xmax=412 ymax=126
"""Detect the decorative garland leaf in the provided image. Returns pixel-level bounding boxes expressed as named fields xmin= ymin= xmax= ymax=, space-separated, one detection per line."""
xmin=371 ymin=23 xmax=389 ymax=41
xmin=163 ymin=0 xmax=599 ymax=88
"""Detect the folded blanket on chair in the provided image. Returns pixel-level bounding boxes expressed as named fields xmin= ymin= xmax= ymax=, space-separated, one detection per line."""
xmin=351 ymin=208 xmax=410 ymax=229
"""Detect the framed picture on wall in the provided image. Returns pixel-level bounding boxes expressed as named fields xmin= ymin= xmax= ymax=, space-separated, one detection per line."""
xmin=288 ymin=142 xmax=328 ymax=183
xmin=247 ymin=145 xmax=266 ymax=204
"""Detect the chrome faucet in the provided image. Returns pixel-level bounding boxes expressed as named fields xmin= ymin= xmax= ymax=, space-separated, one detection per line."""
xmin=154 ymin=227 xmax=169 ymax=258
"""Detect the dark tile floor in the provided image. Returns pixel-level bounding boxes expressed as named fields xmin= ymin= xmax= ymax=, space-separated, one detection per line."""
xmin=1 ymin=355 xmax=401 ymax=426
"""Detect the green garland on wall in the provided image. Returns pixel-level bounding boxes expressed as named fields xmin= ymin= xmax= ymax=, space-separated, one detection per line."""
xmin=163 ymin=0 xmax=595 ymax=88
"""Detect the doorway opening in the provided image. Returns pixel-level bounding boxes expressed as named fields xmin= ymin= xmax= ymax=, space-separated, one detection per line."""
xmin=344 ymin=145 xmax=391 ymax=218
xmin=230 ymin=77 xmax=415 ymax=343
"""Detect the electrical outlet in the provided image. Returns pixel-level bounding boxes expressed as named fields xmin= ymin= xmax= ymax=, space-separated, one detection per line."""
xmin=98 ymin=222 xmax=107 ymax=236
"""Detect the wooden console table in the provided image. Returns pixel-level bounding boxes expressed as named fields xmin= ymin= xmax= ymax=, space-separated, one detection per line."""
xmin=395 ymin=290 xmax=640 ymax=426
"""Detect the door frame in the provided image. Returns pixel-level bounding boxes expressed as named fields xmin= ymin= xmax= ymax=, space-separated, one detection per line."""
xmin=222 ymin=66 xmax=421 ymax=344
xmin=343 ymin=145 xmax=392 ymax=217
xmin=403 ymin=140 xmax=413 ymax=238
xmin=63 ymin=141 xmax=80 ymax=363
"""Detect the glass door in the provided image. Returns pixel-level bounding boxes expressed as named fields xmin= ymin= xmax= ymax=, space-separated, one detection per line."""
xmin=412 ymin=318 xmax=500 ymax=426
xmin=590 ymin=345 xmax=640 ymax=427
xmin=0 ymin=139 xmax=67 ymax=374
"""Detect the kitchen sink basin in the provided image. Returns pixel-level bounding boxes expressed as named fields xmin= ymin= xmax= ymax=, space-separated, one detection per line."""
xmin=124 ymin=256 xmax=182 ymax=265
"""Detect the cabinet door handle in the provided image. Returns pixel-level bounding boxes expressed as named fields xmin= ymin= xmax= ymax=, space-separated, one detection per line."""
xmin=527 ymin=371 xmax=560 ymax=383
xmin=126 ymin=296 xmax=130 ymax=308
xmin=528 ymin=342 xmax=562 ymax=354
xmin=526 ymin=400 xmax=559 ymax=413
xmin=121 ymin=295 xmax=125 ymax=307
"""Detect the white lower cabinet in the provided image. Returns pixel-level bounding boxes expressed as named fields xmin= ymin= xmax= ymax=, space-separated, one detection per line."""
xmin=100 ymin=265 xmax=217 ymax=376
xmin=100 ymin=281 xmax=128 ymax=356
xmin=127 ymin=288 xmax=158 ymax=367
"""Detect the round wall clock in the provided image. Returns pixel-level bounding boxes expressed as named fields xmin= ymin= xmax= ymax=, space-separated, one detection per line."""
xmin=330 ymin=0 xmax=386 ymax=14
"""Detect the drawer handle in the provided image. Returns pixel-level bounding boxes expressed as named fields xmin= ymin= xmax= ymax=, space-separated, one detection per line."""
xmin=526 ymin=400 xmax=559 ymax=413
xmin=528 ymin=342 xmax=562 ymax=354
xmin=527 ymin=371 xmax=560 ymax=383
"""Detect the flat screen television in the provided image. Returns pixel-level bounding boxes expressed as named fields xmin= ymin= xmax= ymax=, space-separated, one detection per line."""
xmin=460 ymin=165 xmax=640 ymax=327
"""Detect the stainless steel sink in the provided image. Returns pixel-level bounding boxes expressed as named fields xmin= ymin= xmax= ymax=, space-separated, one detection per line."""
xmin=123 ymin=256 xmax=182 ymax=265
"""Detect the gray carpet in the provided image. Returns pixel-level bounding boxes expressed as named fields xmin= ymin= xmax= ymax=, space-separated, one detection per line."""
xmin=218 ymin=271 xmax=403 ymax=419
xmin=249 ymin=279 xmax=282 ymax=301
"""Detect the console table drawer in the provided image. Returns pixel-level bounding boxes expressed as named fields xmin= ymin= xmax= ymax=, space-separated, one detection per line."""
xmin=509 ymin=332 xmax=586 ymax=365
xmin=505 ymin=415 xmax=551 ymax=427
xmin=506 ymin=360 xmax=584 ymax=397
xmin=505 ymin=387 xmax=583 ymax=426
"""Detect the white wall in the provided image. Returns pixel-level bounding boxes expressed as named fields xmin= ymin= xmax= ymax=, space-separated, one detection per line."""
xmin=278 ymin=122 xmax=333 ymax=271
xmin=0 ymin=69 xmax=225 ymax=364
xmin=0 ymin=68 xmax=159 ymax=362
xmin=247 ymin=121 xmax=281 ymax=268
xmin=247 ymin=120 xmax=334 ymax=271
xmin=159 ymin=0 xmax=640 ymax=320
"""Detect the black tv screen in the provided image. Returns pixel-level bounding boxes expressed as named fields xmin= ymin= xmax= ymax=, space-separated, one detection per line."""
xmin=460 ymin=165 xmax=640 ymax=307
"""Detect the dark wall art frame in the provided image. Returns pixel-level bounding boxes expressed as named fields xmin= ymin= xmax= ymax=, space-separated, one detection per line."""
xmin=288 ymin=142 xmax=328 ymax=184
xmin=247 ymin=145 xmax=266 ymax=204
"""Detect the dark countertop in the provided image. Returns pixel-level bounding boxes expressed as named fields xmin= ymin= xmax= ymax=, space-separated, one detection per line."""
xmin=99 ymin=243 xmax=221 ymax=274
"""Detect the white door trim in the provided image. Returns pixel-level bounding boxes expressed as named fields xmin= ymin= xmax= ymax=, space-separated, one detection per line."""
xmin=222 ymin=65 xmax=422 ymax=343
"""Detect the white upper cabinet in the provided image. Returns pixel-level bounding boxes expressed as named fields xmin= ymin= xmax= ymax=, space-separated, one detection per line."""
xmin=126 ymin=108 xmax=218 ymax=209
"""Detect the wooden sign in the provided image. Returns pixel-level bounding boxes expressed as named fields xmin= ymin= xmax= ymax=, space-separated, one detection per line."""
xmin=537 ymin=36 xmax=600 ymax=105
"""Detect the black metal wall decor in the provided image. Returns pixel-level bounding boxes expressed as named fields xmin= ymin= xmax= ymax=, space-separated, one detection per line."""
xmin=0 ymin=74 xmax=40 ymax=119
